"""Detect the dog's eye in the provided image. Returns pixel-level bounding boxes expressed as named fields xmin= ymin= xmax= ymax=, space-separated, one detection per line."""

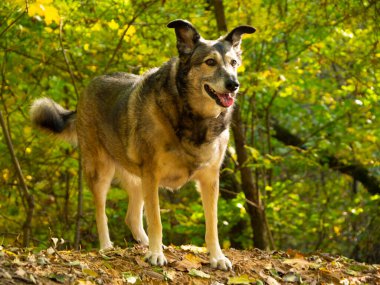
xmin=205 ymin=59 xmax=217 ymax=66
xmin=231 ymin=60 xmax=238 ymax=67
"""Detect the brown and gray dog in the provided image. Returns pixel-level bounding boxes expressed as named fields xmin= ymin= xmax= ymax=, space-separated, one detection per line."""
xmin=30 ymin=20 xmax=255 ymax=270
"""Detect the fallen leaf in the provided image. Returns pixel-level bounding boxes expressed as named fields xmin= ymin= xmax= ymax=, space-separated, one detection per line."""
xmin=48 ymin=274 xmax=65 ymax=283
xmin=0 ymin=269 xmax=13 ymax=279
xmin=15 ymin=267 xmax=26 ymax=277
xmin=122 ymin=272 xmax=142 ymax=284
xmin=181 ymin=245 xmax=208 ymax=254
xmin=134 ymin=256 xmax=150 ymax=268
xmin=69 ymin=260 xmax=82 ymax=267
xmin=145 ymin=270 xmax=164 ymax=280
xmin=188 ymin=268 xmax=210 ymax=279
xmin=259 ymin=271 xmax=280 ymax=285
xmin=82 ymin=268 xmax=98 ymax=278
xmin=283 ymin=272 xmax=301 ymax=282
xmin=345 ymin=269 xmax=359 ymax=276
xmin=227 ymin=274 xmax=256 ymax=284
xmin=102 ymin=260 xmax=113 ymax=270
xmin=29 ymin=274 xmax=37 ymax=284
xmin=185 ymin=253 xmax=202 ymax=264
xmin=46 ymin=247 xmax=55 ymax=255
xmin=174 ymin=257 xmax=202 ymax=271
xmin=163 ymin=269 xmax=177 ymax=281
xmin=286 ymin=249 xmax=305 ymax=259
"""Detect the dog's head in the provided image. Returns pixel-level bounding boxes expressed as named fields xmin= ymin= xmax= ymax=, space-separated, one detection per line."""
xmin=168 ymin=20 xmax=255 ymax=117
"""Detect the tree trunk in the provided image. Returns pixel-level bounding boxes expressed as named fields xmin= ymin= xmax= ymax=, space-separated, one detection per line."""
xmin=231 ymin=105 xmax=271 ymax=250
xmin=0 ymin=111 xmax=34 ymax=247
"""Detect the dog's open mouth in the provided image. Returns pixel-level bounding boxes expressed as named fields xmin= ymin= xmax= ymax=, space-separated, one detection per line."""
xmin=204 ymin=84 xmax=234 ymax=108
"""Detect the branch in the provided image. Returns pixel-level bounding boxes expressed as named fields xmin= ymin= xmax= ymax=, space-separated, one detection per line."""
xmin=59 ymin=20 xmax=80 ymax=100
xmin=271 ymin=121 xmax=380 ymax=195
xmin=103 ymin=0 xmax=158 ymax=73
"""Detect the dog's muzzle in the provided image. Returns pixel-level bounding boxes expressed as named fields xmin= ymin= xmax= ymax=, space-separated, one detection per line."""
xmin=204 ymin=84 xmax=235 ymax=108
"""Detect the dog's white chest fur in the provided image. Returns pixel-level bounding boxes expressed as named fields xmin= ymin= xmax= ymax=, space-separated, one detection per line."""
xmin=158 ymin=138 xmax=221 ymax=189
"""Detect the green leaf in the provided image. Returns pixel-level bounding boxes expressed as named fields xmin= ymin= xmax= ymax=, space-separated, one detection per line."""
xmin=188 ymin=268 xmax=210 ymax=279
xmin=122 ymin=272 xmax=142 ymax=284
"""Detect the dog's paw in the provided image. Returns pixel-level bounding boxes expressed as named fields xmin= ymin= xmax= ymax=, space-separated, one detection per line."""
xmin=144 ymin=251 xmax=167 ymax=266
xmin=135 ymin=233 xmax=149 ymax=246
xmin=210 ymin=255 xmax=232 ymax=271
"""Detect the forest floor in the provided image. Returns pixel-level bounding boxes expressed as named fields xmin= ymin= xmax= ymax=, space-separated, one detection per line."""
xmin=0 ymin=244 xmax=379 ymax=285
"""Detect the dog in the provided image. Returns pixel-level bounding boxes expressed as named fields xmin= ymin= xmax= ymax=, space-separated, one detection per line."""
xmin=30 ymin=19 xmax=255 ymax=270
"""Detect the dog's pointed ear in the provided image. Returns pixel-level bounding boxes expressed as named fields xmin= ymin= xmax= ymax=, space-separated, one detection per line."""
xmin=167 ymin=19 xmax=201 ymax=56
xmin=224 ymin=25 xmax=256 ymax=51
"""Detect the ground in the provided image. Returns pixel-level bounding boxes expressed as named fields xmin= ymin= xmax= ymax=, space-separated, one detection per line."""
xmin=0 ymin=244 xmax=379 ymax=284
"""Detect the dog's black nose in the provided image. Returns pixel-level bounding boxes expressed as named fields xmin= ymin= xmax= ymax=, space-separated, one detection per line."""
xmin=226 ymin=79 xmax=240 ymax=92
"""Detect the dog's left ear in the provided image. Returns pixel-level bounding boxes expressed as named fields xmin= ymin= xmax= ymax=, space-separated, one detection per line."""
xmin=224 ymin=26 xmax=256 ymax=51
xmin=167 ymin=19 xmax=201 ymax=56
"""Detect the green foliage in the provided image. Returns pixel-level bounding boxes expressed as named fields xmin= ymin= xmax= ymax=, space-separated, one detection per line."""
xmin=0 ymin=0 xmax=379 ymax=262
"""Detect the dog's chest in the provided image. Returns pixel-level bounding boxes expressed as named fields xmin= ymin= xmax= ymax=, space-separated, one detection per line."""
xmin=158 ymin=140 xmax=219 ymax=189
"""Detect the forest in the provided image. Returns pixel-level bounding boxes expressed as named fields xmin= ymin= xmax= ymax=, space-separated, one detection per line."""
xmin=0 ymin=0 xmax=379 ymax=283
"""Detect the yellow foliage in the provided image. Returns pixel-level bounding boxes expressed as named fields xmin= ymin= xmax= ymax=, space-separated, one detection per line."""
xmin=107 ymin=19 xmax=119 ymax=30
xmin=2 ymin=169 xmax=9 ymax=181
xmin=118 ymin=25 xmax=136 ymax=39
xmin=28 ymin=1 xmax=60 ymax=25
xmin=91 ymin=22 xmax=102 ymax=32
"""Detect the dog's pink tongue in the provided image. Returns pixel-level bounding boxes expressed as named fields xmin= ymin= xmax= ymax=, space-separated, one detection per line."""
xmin=217 ymin=93 xmax=234 ymax=107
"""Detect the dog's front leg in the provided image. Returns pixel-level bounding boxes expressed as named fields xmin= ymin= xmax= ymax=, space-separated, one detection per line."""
xmin=141 ymin=171 xmax=167 ymax=266
xmin=198 ymin=169 xmax=232 ymax=270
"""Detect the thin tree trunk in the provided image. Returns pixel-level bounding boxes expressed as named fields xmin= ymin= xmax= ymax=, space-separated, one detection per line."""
xmin=231 ymin=105 xmax=271 ymax=250
xmin=0 ymin=111 xmax=34 ymax=247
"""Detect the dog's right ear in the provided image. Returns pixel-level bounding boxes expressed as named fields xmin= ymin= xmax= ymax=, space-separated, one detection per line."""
xmin=167 ymin=19 xmax=201 ymax=57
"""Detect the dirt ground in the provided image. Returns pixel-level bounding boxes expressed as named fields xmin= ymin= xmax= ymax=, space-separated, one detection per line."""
xmin=0 ymin=244 xmax=379 ymax=284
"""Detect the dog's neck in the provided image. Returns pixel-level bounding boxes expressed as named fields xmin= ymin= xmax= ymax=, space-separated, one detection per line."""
xmin=156 ymin=58 xmax=233 ymax=146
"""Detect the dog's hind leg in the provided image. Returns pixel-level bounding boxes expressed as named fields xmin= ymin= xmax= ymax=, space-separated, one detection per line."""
xmin=117 ymin=170 xmax=149 ymax=246
xmin=83 ymin=151 xmax=115 ymax=250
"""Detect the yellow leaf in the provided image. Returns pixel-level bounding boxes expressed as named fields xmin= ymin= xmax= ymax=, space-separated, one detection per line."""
xmin=44 ymin=5 xmax=60 ymax=25
xmin=108 ymin=19 xmax=119 ymax=30
xmin=3 ymin=169 xmax=9 ymax=181
xmin=82 ymin=268 xmax=98 ymax=278
xmin=238 ymin=64 xmax=246 ymax=73
xmin=84 ymin=43 xmax=90 ymax=51
xmin=265 ymin=186 xmax=273 ymax=192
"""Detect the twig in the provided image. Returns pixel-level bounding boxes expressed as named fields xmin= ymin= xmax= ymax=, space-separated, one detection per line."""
xmin=103 ymin=16 xmax=139 ymax=73
xmin=103 ymin=0 xmax=159 ymax=73
xmin=220 ymin=188 xmax=261 ymax=209
xmin=59 ymin=19 xmax=80 ymax=100
xmin=0 ymin=111 xmax=34 ymax=247
xmin=0 ymin=11 xmax=25 ymax=39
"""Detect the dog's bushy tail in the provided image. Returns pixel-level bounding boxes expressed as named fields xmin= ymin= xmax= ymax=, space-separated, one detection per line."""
xmin=30 ymin=98 xmax=77 ymax=144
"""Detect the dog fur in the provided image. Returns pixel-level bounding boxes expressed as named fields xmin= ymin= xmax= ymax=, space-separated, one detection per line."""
xmin=30 ymin=19 xmax=255 ymax=270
